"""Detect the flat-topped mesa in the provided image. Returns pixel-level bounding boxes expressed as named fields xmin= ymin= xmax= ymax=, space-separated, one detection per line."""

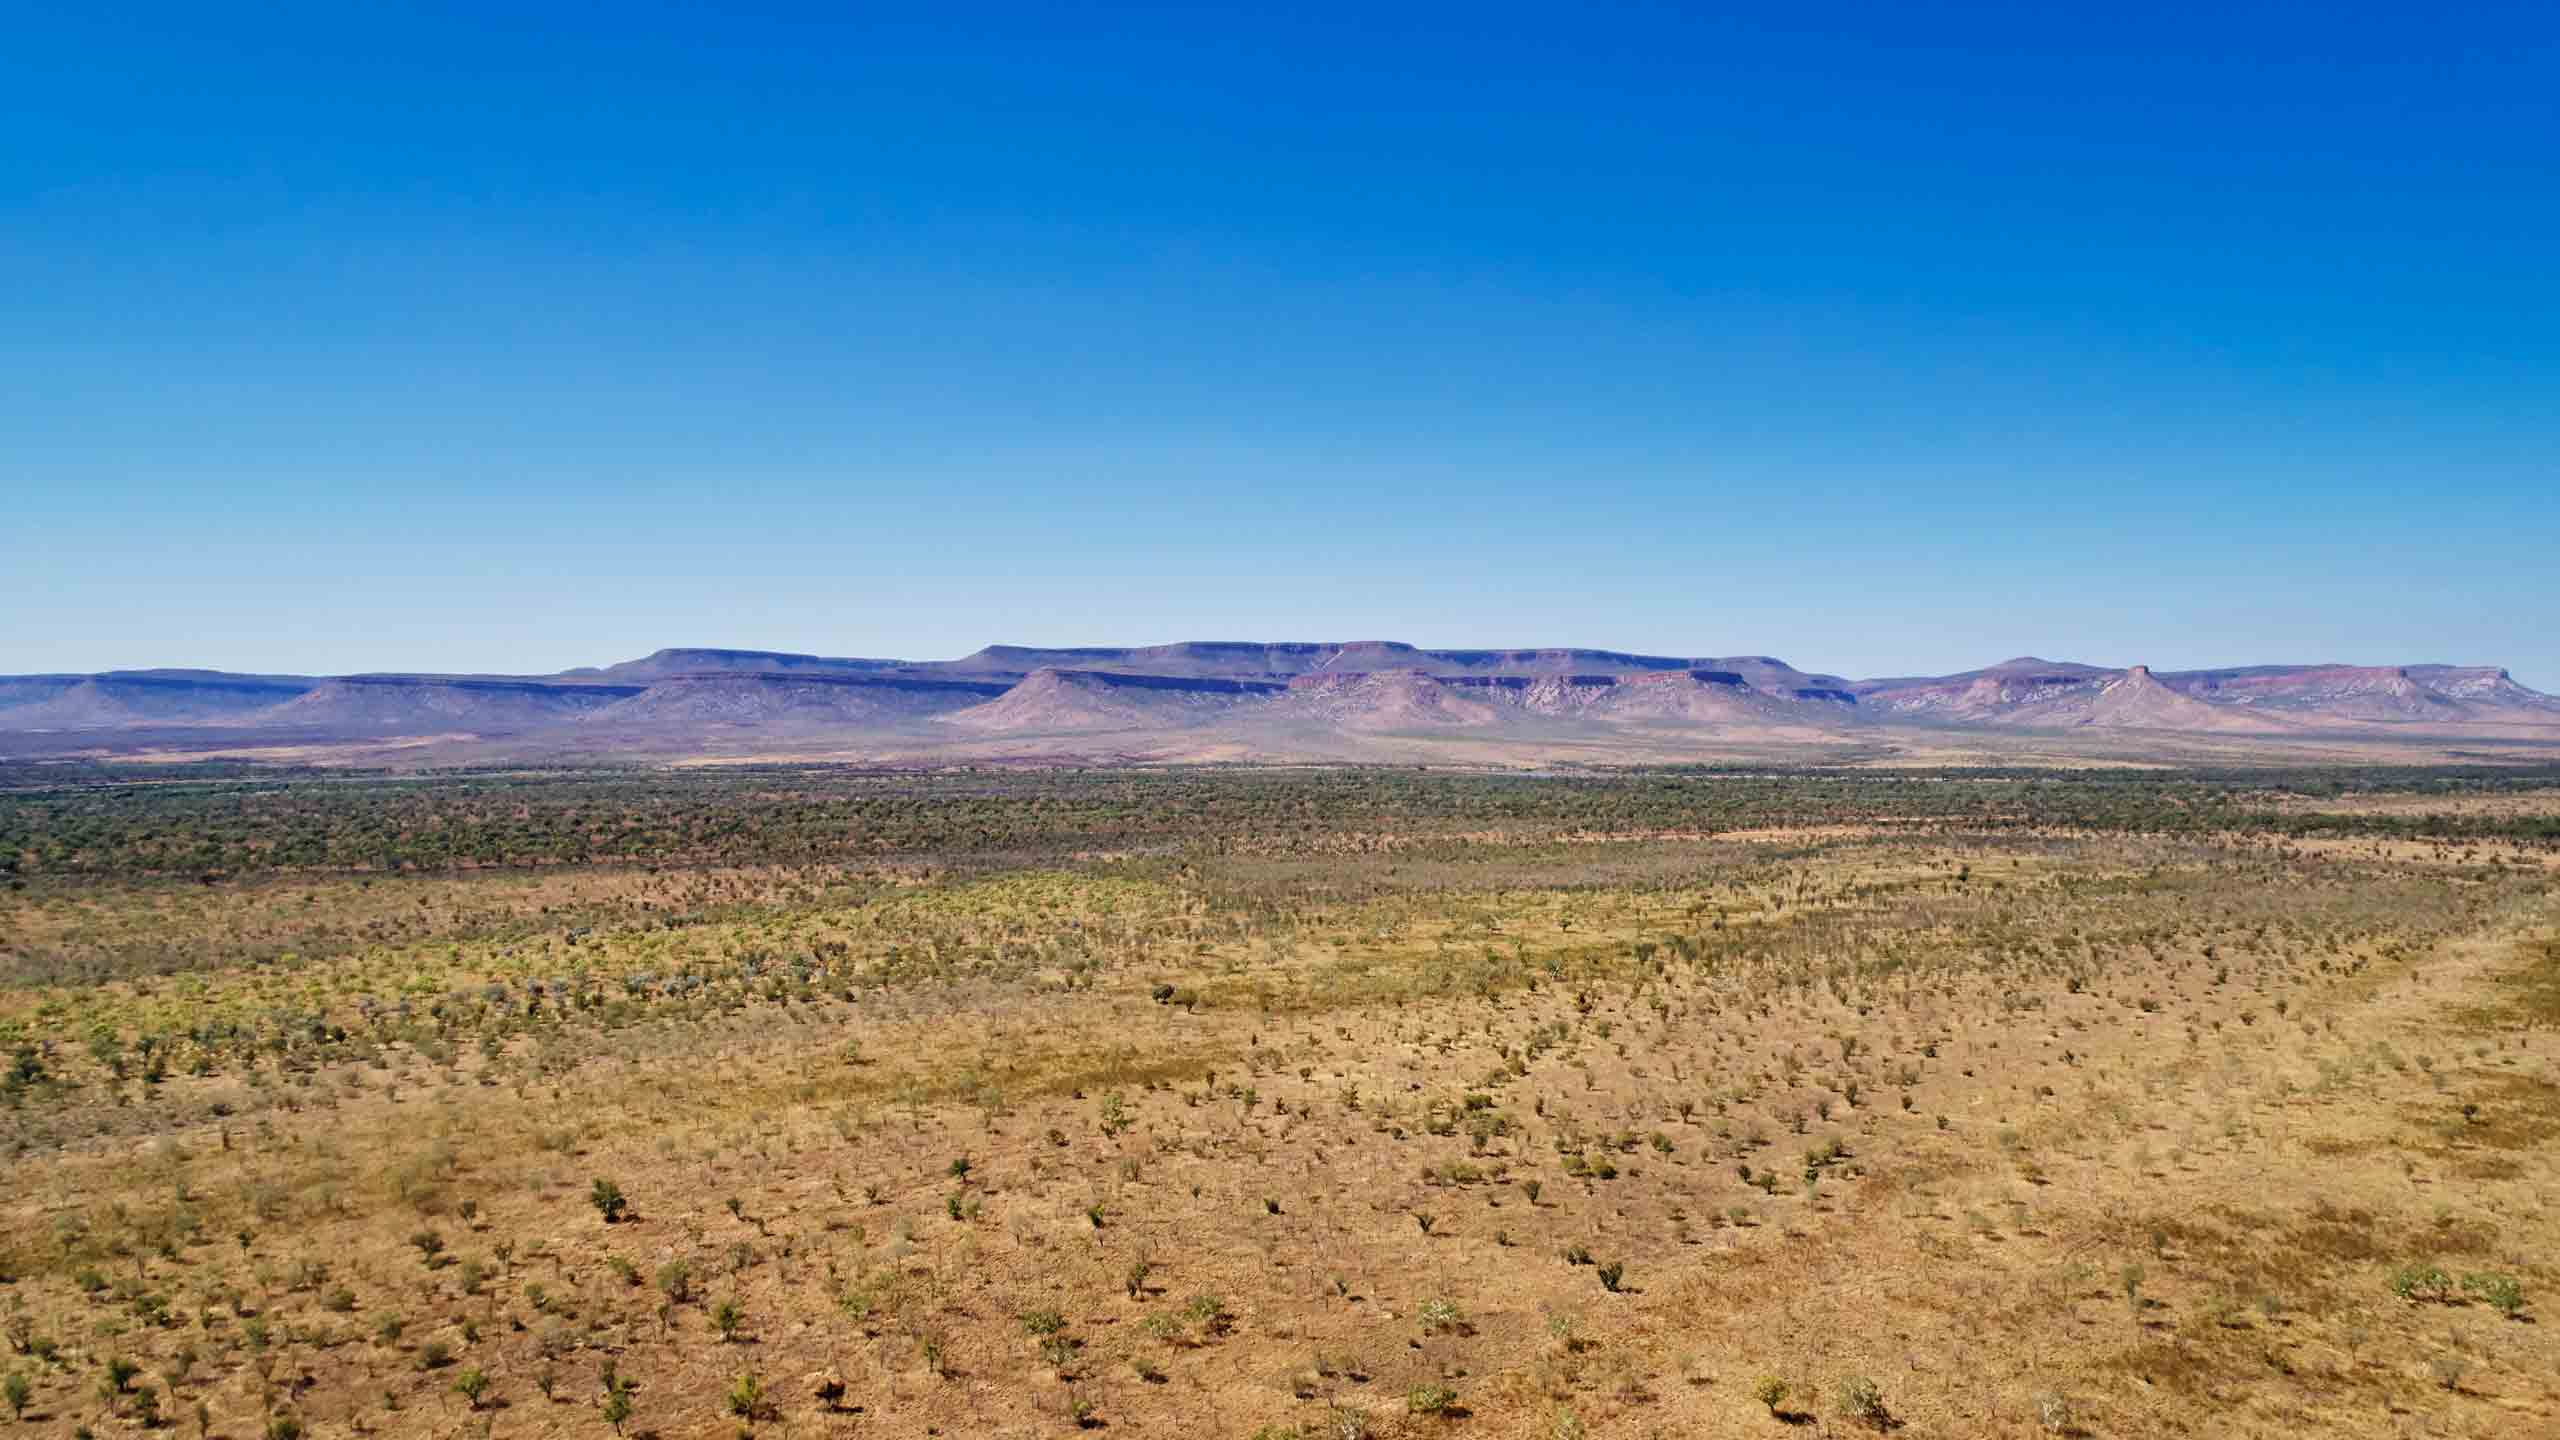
xmin=928 ymin=641 xmax=1850 ymax=689
xmin=593 ymin=648 xmax=916 ymax=683
xmin=2 ymin=643 xmax=2553 ymax=750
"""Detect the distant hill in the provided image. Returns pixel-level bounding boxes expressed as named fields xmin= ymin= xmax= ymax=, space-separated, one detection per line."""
xmin=4 ymin=642 xmax=2554 ymax=765
xmin=261 ymin=677 xmax=642 ymax=733
xmin=588 ymin=673 xmax=1009 ymax=734
xmin=944 ymin=669 xmax=1289 ymax=734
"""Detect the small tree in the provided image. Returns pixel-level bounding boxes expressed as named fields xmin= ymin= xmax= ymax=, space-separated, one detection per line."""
xmin=655 ymin=1260 xmax=692 ymax=1304
xmin=451 ymin=1368 xmax=489 ymax=1410
xmin=600 ymin=1371 xmax=635 ymax=1434
xmin=589 ymin=1179 xmax=628 ymax=1224
xmin=1752 ymin=1375 xmax=1789 ymax=1414
xmin=711 ymin=1297 xmax=746 ymax=1343
xmin=4 ymin=1371 xmax=29 ymax=1421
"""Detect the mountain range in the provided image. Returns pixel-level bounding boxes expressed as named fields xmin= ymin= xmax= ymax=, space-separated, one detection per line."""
xmin=5 ymin=644 xmax=2557 ymax=767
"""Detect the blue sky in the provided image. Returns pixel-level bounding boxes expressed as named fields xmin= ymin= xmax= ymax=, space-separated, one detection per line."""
xmin=6 ymin=2 xmax=2555 ymax=685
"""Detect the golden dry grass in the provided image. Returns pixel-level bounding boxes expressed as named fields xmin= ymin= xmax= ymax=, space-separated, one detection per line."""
xmin=2 ymin=798 xmax=2557 ymax=1440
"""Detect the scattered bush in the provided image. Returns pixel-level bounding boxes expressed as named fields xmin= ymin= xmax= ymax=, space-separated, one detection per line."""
xmin=2391 ymin=1263 xmax=2454 ymax=1304
xmin=1406 ymin=1385 xmax=1458 ymax=1416
xmin=1835 ymin=1374 xmax=1889 ymax=1430
xmin=711 ymin=1297 xmax=746 ymax=1342
xmin=2462 ymin=1272 xmax=2525 ymax=1318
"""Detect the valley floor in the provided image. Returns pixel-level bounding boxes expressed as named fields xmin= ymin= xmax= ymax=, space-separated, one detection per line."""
xmin=2 ymin=772 xmax=2557 ymax=1438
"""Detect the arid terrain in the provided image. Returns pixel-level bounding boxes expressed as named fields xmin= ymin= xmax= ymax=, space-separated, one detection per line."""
xmin=3 ymin=766 xmax=2558 ymax=1440
xmin=6 ymin=644 xmax=2558 ymax=770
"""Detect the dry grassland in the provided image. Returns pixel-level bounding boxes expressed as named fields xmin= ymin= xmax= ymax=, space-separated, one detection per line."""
xmin=3 ymin=776 xmax=2557 ymax=1440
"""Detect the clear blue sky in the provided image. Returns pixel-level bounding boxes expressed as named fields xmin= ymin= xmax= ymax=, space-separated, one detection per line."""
xmin=6 ymin=3 xmax=2555 ymax=686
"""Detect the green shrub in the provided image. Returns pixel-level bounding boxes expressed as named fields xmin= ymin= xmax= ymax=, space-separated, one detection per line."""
xmin=2391 ymin=1263 xmax=2454 ymax=1303
xmin=1835 ymin=1374 xmax=1888 ymax=1429
xmin=2462 ymin=1272 xmax=2525 ymax=1317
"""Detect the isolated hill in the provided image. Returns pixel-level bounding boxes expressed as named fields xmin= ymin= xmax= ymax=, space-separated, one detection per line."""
xmin=1889 ymin=664 xmax=2294 ymax=734
xmin=2067 ymin=665 xmax=2295 ymax=733
xmin=941 ymin=669 xmax=1288 ymax=734
xmin=1277 ymin=671 xmax=1510 ymax=730
xmin=2 ymin=641 xmax=2554 ymax=763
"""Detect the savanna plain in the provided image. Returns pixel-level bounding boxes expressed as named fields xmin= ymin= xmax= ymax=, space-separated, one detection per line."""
xmin=4 ymin=765 xmax=2559 ymax=1440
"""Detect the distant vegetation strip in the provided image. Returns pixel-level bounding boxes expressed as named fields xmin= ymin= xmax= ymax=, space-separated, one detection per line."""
xmin=3 ymin=764 xmax=2558 ymax=878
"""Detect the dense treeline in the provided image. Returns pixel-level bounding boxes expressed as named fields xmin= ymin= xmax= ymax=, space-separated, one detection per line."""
xmin=2 ymin=763 xmax=2556 ymax=878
